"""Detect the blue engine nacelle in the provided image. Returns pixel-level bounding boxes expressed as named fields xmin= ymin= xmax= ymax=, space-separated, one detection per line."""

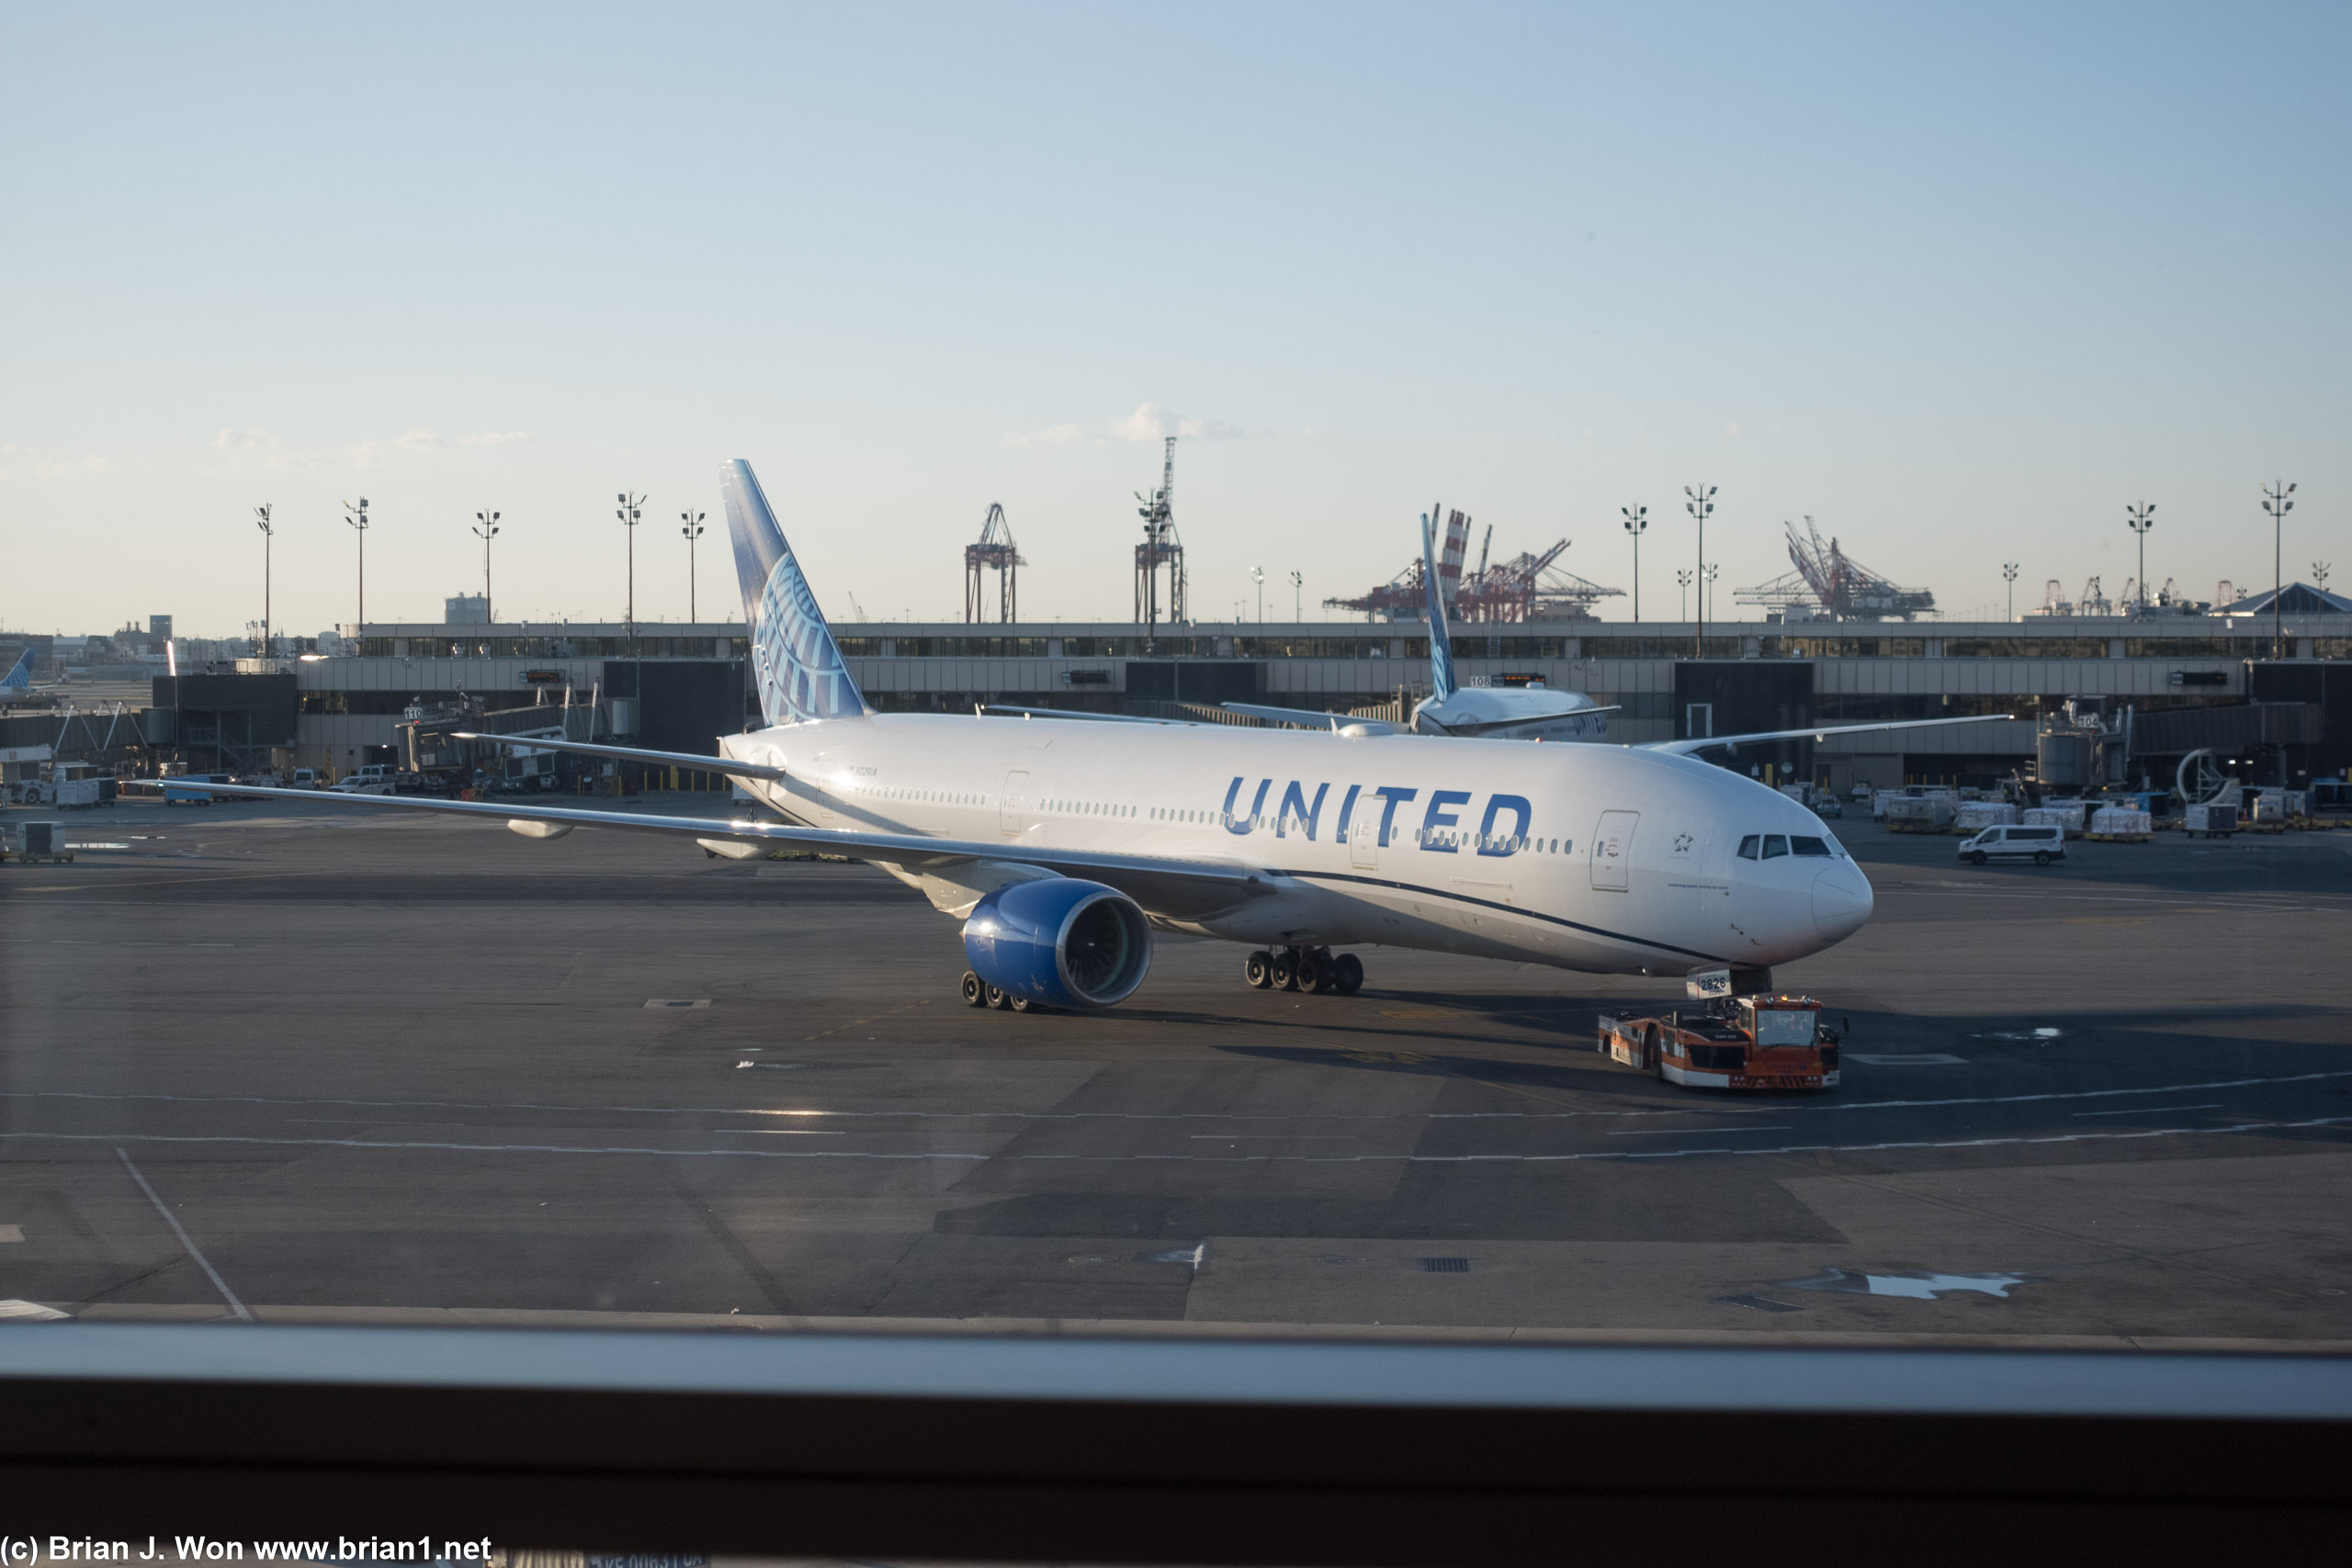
xmin=961 ymin=878 xmax=1152 ymax=1010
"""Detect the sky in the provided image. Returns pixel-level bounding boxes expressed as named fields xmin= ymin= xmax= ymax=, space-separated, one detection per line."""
xmin=2 ymin=1 xmax=2346 ymax=637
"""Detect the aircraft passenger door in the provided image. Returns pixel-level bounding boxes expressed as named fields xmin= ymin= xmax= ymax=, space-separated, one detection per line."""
xmin=1589 ymin=809 xmax=1638 ymax=892
xmin=1349 ymin=815 xmax=1379 ymax=870
xmin=999 ymin=769 xmax=1030 ymax=838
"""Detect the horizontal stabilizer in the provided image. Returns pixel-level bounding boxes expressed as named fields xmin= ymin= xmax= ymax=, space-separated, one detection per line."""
xmin=1222 ymin=702 xmax=1399 ymax=735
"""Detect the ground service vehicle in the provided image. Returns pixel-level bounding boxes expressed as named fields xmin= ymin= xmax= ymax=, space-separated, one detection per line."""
xmin=1598 ymin=969 xmax=1842 ymax=1089
xmin=332 ymin=765 xmax=398 ymax=795
xmin=1959 ymin=823 xmax=2067 ymax=864
xmin=2185 ymin=802 xmax=2238 ymax=838
xmin=163 ymin=772 xmax=237 ymax=805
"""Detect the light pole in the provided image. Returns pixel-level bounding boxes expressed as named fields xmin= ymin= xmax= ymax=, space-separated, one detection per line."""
xmin=2316 ymin=561 xmax=2333 ymax=595
xmin=1703 ymin=562 xmax=1720 ymax=626
xmin=1676 ymin=568 xmax=1692 ymax=621
xmin=681 ymin=511 xmax=706 ymax=624
xmin=2125 ymin=502 xmax=2155 ymax=612
xmin=472 ymin=511 xmax=501 ymax=623
xmin=254 ymin=504 xmax=274 ymax=656
xmin=345 ymin=498 xmax=369 ymax=631
xmin=617 ymin=492 xmax=646 ymax=648
xmin=1289 ymin=570 xmax=1302 ymax=622
xmin=1250 ymin=566 xmax=1265 ymax=622
xmin=2261 ymin=480 xmax=2295 ymax=660
xmin=1684 ymin=484 xmax=1715 ymax=656
xmin=2003 ymin=561 xmax=2019 ymax=622
xmin=1621 ymin=506 xmax=1646 ymax=621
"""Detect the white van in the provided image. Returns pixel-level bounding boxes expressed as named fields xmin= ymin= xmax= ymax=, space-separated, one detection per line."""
xmin=331 ymin=764 xmax=398 ymax=795
xmin=1957 ymin=823 xmax=2066 ymax=865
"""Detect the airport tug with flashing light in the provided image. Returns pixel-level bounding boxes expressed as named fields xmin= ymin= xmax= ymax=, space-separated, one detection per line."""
xmin=1598 ymin=966 xmax=1843 ymax=1090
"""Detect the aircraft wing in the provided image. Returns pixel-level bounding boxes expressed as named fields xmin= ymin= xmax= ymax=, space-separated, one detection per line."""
xmin=1221 ymin=703 xmax=1399 ymax=734
xmin=167 ymin=782 xmax=1282 ymax=914
xmin=1439 ymin=705 xmax=1621 ymax=738
xmin=979 ymin=705 xmax=1196 ymax=726
xmin=451 ymin=731 xmax=789 ymax=781
xmin=1644 ymin=713 xmax=2015 ymax=756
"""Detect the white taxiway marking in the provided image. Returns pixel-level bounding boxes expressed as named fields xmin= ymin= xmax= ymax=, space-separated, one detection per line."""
xmin=10 ymin=1066 xmax=2350 ymax=1124
xmin=0 ymin=1113 xmax=2339 ymax=1167
xmin=116 ymin=1148 xmax=252 ymax=1322
xmin=1845 ymin=1053 xmax=1970 ymax=1066
xmin=2072 ymin=1102 xmax=2222 ymax=1118
xmin=1608 ymin=1124 xmax=1792 ymax=1136
xmin=0 ymin=1224 xmax=22 ymax=1243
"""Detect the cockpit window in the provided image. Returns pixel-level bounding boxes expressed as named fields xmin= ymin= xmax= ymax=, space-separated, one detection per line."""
xmin=1761 ymin=834 xmax=1789 ymax=859
xmin=1736 ymin=834 xmax=1761 ymax=860
xmin=1791 ymin=835 xmax=1833 ymax=856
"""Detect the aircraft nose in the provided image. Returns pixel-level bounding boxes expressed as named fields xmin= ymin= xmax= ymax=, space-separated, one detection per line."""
xmin=1811 ymin=861 xmax=1873 ymax=942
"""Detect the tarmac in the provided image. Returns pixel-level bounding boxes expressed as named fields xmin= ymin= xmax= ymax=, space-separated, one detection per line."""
xmin=5 ymin=793 xmax=2350 ymax=1346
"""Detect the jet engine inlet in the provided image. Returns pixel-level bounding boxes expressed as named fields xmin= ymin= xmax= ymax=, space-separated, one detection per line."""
xmin=962 ymin=878 xmax=1154 ymax=1010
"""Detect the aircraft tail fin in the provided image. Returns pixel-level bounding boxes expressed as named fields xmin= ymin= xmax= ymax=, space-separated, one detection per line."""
xmin=0 ymin=649 xmax=30 ymax=691
xmin=721 ymin=459 xmax=868 ymax=726
xmin=1419 ymin=512 xmax=1456 ymax=701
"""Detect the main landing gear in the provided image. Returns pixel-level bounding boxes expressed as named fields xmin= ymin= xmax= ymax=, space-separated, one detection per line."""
xmin=959 ymin=971 xmax=1050 ymax=1012
xmin=1245 ymin=946 xmax=1363 ymax=995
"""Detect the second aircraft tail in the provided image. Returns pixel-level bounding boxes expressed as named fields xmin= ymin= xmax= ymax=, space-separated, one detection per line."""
xmin=1419 ymin=512 xmax=1457 ymax=702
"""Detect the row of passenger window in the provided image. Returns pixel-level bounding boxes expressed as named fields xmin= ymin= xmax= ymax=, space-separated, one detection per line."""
xmin=1737 ymin=833 xmax=1838 ymax=860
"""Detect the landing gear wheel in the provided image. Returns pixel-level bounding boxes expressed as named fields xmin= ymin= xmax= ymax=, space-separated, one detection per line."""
xmin=1245 ymin=952 xmax=1273 ymax=989
xmin=960 ymin=971 xmax=987 ymax=1008
xmin=1332 ymin=953 xmax=1364 ymax=994
xmin=1271 ymin=950 xmax=1299 ymax=991
xmin=1010 ymin=996 xmax=1038 ymax=1013
xmin=1306 ymin=949 xmax=1336 ymax=993
xmin=985 ymin=984 xmax=1012 ymax=1010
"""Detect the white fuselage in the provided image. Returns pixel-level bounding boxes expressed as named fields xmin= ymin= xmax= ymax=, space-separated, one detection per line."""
xmin=721 ymin=714 xmax=1871 ymax=976
xmin=1413 ymin=684 xmax=1611 ymax=741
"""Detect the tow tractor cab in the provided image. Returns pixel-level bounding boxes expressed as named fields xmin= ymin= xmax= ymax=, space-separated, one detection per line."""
xmin=1597 ymin=966 xmax=1843 ymax=1090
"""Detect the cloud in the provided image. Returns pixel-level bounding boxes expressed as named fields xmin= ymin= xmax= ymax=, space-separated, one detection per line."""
xmin=351 ymin=427 xmax=529 ymax=466
xmin=11 ymin=450 xmax=108 ymax=479
xmin=1115 ymin=403 xmax=1252 ymax=441
xmin=207 ymin=426 xmax=328 ymax=472
xmin=1008 ymin=407 xmax=1260 ymax=447
xmin=1004 ymin=423 xmax=1088 ymax=447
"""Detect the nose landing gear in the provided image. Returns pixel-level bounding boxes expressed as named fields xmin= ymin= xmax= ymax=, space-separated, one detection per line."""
xmin=1245 ymin=946 xmax=1363 ymax=995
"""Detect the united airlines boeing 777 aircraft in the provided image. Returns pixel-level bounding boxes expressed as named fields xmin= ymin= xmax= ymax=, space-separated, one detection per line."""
xmin=190 ymin=460 xmax=2004 ymax=1011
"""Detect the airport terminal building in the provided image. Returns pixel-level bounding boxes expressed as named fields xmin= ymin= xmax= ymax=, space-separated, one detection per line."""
xmin=185 ymin=610 xmax=2352 ymax=794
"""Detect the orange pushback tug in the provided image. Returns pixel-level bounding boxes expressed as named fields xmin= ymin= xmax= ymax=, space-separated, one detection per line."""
xmin=1597 ymin=966 xmax=1843 ymax=1090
